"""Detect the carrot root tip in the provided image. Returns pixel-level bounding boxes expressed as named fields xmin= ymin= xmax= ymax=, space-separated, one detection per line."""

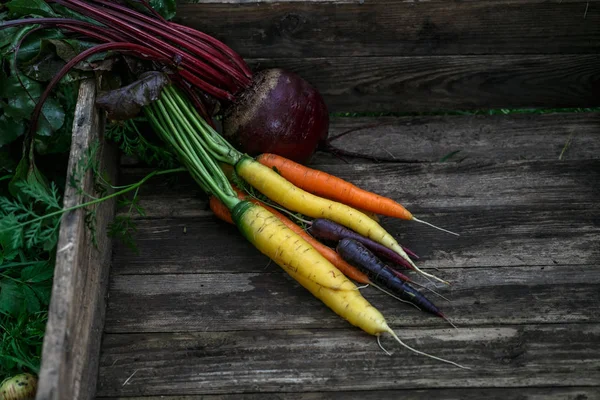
xmin=413 ymin=217 xmax=460 ymax=237
xmin=377 ymin=334 xmax=392 ymax=356
xmin=386 ymin=328 xmax=471 ymax=370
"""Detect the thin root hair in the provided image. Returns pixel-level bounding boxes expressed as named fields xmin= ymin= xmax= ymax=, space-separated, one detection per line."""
xmin=377 ymin=335 xmax=392 ymax=356
xmin=387 ymin=329 xmax=471 ymax=370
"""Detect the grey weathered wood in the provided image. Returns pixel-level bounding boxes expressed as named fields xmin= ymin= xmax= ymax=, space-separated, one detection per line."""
xmin=103 ymin=264 xmax=600 ymax=332
xmin=175 ymin=1 xmax=600 ymax=57
xmin=241 ymin=55 xmax=600 ymax=112
xmin=95 ymin=387 xmax=600 ymax=400
xmin=36 ymin=80 xmax=118 ymax=400
xmin=108 ymin=210 xmax=600 ymax=275
xmin=312 ymin=112 xmax=600 ymax=164
xmin=116 ymin=158 xmax=600 ymax=217
xmin=96 ymin=387 xmax=600 ymax=400
xmin=96 ymin=324 xmax=600 ymax=396
xmin=120 ymin=112 xmax=600 ymax=166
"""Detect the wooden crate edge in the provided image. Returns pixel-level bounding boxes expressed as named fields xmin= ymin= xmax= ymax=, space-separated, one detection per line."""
xmin=36 ymin=80 xmax=118 ymax=400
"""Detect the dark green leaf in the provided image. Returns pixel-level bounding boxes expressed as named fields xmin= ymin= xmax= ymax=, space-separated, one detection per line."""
xmin=21 ymin=285 xmax=40 ymax=313
xmin=1 ymin=73 xmax=65 ymax=136
xmin=0 ymin=214 xmax=23 ymax=261
xmin=0 ymin=280 xmax=24 ymax=317
xmin=125 ymin=0 xmax=177 ymax=20
xmin=0 ymin=115 xmax=25 ymax=147
xmin=6 ymin=0 xmax=57 ymax=18
xmin=20 ymin=261 xmax=52 ymax=283
xmin=36 ymin=97 xmax=66 ymax=137
xmin=30 ymin=281 xmax=51 ymax=306
xmin=149 ymin=0 xmax=177 ymax=20
xmin=96 ymin=71 xmax=170 ymax=120
xmin=13 ymin=28 xmax=64 ymax=64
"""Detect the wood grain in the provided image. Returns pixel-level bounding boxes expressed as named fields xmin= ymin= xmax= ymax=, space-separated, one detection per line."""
xmin=102 ymin=387 xmax=600 ymax=400
xmin=96 ymin=324 xmax=600 ymax=396
xmin=103 ymin=263 xmax=600 ymax=332
xmin=119 ymin=112 xmax=600 ymax=165
xmin=241 ymin=55 xmax=600 ymax=112
xmin=116 ymin=158 xmax=600 ymax=217
xmin=175 ymin=1 xmax=600 ymax=57
xmin=36 ymin=81 xmax=118 ymax=400
xmin=95 ymin=387 xmax=600 ymax=400
xmin=311 ymin=112 xmax=600 ymax=164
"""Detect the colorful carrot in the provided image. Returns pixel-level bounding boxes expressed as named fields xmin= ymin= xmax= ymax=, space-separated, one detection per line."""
xmin=209 ymin=193 xmax=371 ymax=285
xmin=145 ymin=84 xmax=468 ymax=368
xmin=308 ymin=218 xmax=417 ymax=269
xmin=234 ymin=156 xmax=449 ymax=285
xmin=337 ymin=238 xmax=455 ymax=328
xmin=257 ymin=153 xmax=458 ymax=236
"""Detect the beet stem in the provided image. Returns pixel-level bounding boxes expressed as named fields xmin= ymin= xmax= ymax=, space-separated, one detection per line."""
xmin=90 ymin=0 xmax=250 ymax=88
xmin=53 ymin=0 xmax=237 ymax=98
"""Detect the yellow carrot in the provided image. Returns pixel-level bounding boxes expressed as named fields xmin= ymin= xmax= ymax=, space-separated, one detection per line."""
xmin=232 ymin=201 xmax=356 ymax=291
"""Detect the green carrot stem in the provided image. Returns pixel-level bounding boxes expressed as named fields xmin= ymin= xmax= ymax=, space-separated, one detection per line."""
xmin=158 ymin=92 xmax=235 ymax=197
xmin=0 ymin=168 xmax=186 ymax=235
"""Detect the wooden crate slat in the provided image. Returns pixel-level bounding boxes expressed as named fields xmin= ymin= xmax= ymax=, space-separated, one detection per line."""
xmin=240 ymin=55 xmax=600 ymax=112
xmin=116 ymin=158 xmax=600 ymax=218
xmin=96 ymin=323 xmax=600 ymax=395
xmin=175 ymin=1 xmax=600 ymax=57
xmin=311 ymin=112 xmax=600 ymax=164
xmin=102 ymin=263 xmax=600 ymax=332
xmin=94 ymin=387 xmax=600 ymax=400
xmin=108 ymin=210 xmax=599 ymax=275
xmin=35 ymin=81 xmax=118 ymax=400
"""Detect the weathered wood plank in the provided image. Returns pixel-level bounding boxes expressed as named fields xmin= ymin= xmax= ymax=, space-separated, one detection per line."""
xmin=96 ymin=324 xmax=600 ymax=396
xmin=116 ymin=159 xmax=600 ymax=217
xmin=312 ymin=112 xmax=600 ymax=164
xmin=175 ymin=1 xmax=600 ymax=57
xmin=109 ymin=211 xmax=600 ymax=275
xmin=120 ymin=112 xmax=600 ymax=166
xmin=103 ymin=263 xmax=600 ymax=332
xmin=36 ymin=81 xmax=118 ymax=400
xmin=95 ymin=387 xmax=600 ymax=400
xmin=241 ymin=55 xmax=600 ymax=112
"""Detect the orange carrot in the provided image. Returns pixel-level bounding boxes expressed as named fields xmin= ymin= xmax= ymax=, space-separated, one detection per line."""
xmin=209 ymin=192 xmax=371 ymax=284
xmin=256 ymin=153 xmax=457 ymax=236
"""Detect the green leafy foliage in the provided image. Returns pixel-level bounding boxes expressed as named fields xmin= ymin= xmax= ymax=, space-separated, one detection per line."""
xmin=106 ymin=118 xmax=178 ymax=169
xmin=0 ymin=179 xmax=60 ymax=377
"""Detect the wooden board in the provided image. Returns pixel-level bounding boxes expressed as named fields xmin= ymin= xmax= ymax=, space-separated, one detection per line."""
xmin=243 ymin=55 xmax=600 ymax=112
xmin=35 ymin=80 xmax=118 ymax=400
xmin=96 ymin=154 xmax=600 ymax=395
xmin=176 ymin=1 xmax=600 ymax=57
xmin=97 ymin=324 xmax=600 ymax=396
xmin=96 ymin=387 xmax=600 ymax=400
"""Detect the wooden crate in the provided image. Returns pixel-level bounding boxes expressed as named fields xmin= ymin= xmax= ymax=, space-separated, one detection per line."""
xmin=37 ymin=1 xmax=599 ymax=399
xmin=35 ymin=80 xmax=118 ymax=400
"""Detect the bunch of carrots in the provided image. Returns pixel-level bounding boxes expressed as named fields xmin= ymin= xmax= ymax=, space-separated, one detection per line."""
xmin=142 ymin=81 xmax=469 ymax=369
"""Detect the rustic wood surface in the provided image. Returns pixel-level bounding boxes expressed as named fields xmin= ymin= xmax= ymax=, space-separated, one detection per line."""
xmin=36 ymin=81 xmax=118 ymax=400
xmin=176 ymin=1 xmax=600 ymax=57
xmin=173 ymin=0 xmax=600 ymax=112
xmin=97 ymin=110 xmax=599 ymax=397
xmin=242 ymin=55 xmax=600 ymax=112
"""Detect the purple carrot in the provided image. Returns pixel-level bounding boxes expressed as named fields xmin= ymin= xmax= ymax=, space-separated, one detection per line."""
xmin=308 ymin=218 xmax=417 ymax=270
xmin=336 ymin=238 xmax=456 ymax=328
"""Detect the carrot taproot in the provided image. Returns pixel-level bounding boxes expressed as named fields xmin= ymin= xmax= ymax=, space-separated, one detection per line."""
xmin=234 ymin=156 xmax=449 ymax=285
xmin=209 ymin=193 xmax=371 ymax=285
xmin=285 ymin=262 xmax=468 ymax=368
xmin=256 ymin=153 xmax=458 ymax=236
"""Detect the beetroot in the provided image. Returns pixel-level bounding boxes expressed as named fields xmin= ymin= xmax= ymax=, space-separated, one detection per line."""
xmin=221 ymin=69 xmax=329 ymax=164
